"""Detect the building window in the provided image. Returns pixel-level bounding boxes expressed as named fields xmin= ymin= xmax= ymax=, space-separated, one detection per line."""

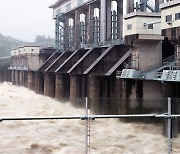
xmin=127 ymin=24 xmax=132 ymax=30
xmin=175 ymin=13 xmax=180 ymax=20
xmin=93 ymin=8 xmax=100 ymax=43
xmin=148 ymin=24 xmax=153 ymax=29
xmin=166 ymin=15 xmax=172 ymax=22
xmin=31 ymin=49 xmax=34 ymax=51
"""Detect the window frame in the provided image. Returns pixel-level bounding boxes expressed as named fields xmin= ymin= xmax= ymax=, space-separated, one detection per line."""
xmin=175 ymin=13 xmax=180 ymax=20
xmin=127 ymin=24 xmax=132 ymax=30
xmin=166 ymin=15 xmax=172 ymax=22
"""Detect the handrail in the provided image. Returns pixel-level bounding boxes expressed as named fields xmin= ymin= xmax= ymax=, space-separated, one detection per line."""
xmin=163 ymin=55 xmax=175 ymax=63
xmin=2 ymin=113 xmax=180 ymax=122
xmin=143 ymin=55 xmax=175 ymax=73
xmin=0 ymin=114 xmax=159 ymax=122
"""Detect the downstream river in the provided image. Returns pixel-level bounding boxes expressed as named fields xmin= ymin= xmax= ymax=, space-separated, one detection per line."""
xmin=0 ymin=82 xmax=175 ymax=153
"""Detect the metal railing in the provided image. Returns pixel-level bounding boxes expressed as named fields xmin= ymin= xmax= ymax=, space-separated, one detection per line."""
xmin=116 ymin=55 xmax=176 ymax=80
xmin=1 ymin=97 xmax=180 ymax=154
xmin=143 ymin=55 xmax=175 ymax=73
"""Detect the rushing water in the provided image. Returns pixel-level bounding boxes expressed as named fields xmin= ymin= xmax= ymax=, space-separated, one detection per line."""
xmin=0 ymin=82 xmax=176 ymax=153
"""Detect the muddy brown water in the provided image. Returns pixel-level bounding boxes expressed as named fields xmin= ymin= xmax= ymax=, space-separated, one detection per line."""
xmin=0 ymin=82 xmax=177 ymax=153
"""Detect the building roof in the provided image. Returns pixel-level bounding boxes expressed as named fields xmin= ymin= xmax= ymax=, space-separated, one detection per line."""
xmin=124 ymin=12 xmax=161 ymax=20
xmin=23 ymin=45 xmax=40 ymax=47
xmin=49 ymin=0 xmax=67 ymax=9
xmin=160 ymin=0 xmax=180 ymax=10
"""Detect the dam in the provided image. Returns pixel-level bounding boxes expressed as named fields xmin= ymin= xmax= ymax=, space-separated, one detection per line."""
xmin=1 ymin=0 xmax=179 ymax=100
xmin=0 ymin=0 xmax=179 ymax=121
xmin=0 ymin=0 xmax=180 ymax=153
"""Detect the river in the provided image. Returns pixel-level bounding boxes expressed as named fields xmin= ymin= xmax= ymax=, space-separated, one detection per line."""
xmin=0 ymin=82 xmax=176 ymax=153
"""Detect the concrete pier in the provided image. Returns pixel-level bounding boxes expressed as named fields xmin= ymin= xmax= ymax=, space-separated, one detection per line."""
xmin=55 ymin=73 xmax=64 ymax=99
xmin=23 ymin=71 xmax=28 ymax=87
xmin=15 ymin=71 xmax=19 ymax=86
xmin=89 ymin=76 xmax=99 ymax=99
xmin=12 ymin=70 xmax=16 ymax=85
xmin=27 ymin=71 xmax=35 ymax=91
xmin=19 ymin=71 xmax=23 ymax=86
xmin=35 ymin=72 xmax=44 ymax=95
xmin=44 ymin=72 xmax=55 ymax=98
xmin=70 ymin=75 xmax=83 ymax=99
xmin=70 ymin=75 xmax=77 ymax=99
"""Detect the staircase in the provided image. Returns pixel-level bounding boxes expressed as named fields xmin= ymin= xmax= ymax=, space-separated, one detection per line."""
xmin=143 ymin=55 xmax=176 ymax=80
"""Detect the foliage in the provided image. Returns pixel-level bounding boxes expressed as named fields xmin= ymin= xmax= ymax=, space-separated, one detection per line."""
xmin=0 ymin=33 xmax=55 ymax=58
xmin=34 ymin=35 xmax=55 ymax=48
xmin=0 ymin=57 xmax=11 ymax=68
xmin=0 ymin=33 xmax=28 ymax=58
